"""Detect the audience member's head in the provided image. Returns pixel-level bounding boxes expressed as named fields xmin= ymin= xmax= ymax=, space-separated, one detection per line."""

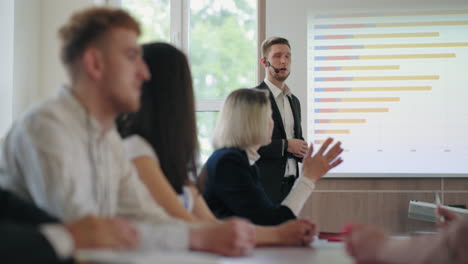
xmin=59 ymin=7 xmax=149 ymax=113
xmin=212 ymin=88 xmax=272 ymax=150
xmin=117 ymin=42 xmax=198 ymax=193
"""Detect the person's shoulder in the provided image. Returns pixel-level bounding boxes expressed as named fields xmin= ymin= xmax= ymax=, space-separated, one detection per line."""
xmin=123 ymin=134 xmax=149 ymax=149
xmin=254 ymin=81 xmax=268 ymax=90
xmin=207 ymin=148 xmax=247 ymax=166
xmin=121 ymin=134 xmax=158 ymax=161
xmin=11 ymin=96 xmax=69 ymax=138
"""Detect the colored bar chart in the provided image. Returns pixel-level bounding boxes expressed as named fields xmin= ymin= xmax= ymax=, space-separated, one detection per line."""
xmin=308 ymin=8 xmax=468 ymax=175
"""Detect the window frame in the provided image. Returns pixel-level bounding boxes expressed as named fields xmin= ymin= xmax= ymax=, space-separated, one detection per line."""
xmin=108 ymin=0 xmax=264 ymax=113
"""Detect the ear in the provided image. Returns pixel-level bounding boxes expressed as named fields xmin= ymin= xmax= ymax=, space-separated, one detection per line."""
xmin=82 ymin=47 xmax=104 ymax=81
xmin=260 ymin=57 xmax=268 ymax=68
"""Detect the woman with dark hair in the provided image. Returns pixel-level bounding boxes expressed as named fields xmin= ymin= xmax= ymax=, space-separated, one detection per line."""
xmin=117 ymin=42 xmax=316 ymax=246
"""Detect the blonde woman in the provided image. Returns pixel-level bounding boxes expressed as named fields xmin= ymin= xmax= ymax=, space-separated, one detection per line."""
xmin=203 ymin=88 xmax=343 ymax=226
xmin=118 ymin=42 xmax=319 ymax=247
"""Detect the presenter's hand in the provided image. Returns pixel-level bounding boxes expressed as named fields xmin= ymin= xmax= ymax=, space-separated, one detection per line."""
xmin=189 ymin=217 xmax=255 ymax=256
xmin=344 ymin=225 xmax=389 ymax=264
xmin=64 ymin=215 xmax=139 ymax=250
xmin=277 ymin=219 xmax=316 ymax=246
xmin=287 ymin=139 xmax=309 ymax=157
xmin=302 ymin=138 xmax=343 ymax=183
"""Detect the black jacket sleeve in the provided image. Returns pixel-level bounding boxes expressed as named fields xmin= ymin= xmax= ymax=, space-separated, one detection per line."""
xmin=0 ymin=188 xmax=74 ymax=264
xmin=0 ymin=188 xmax=59 ymax=224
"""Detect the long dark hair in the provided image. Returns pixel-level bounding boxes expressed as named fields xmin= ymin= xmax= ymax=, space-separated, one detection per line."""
xmin=117 ymin=42 xmax=198 ymax=194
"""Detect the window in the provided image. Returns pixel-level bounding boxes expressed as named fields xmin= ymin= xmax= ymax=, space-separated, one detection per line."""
xmin=119 ymin=0 xmax=258 ymax=162
xmin=120 ymin=0 xmax=171 ymax=43
xmin=190 ymin=0 xmax=257 ymax=161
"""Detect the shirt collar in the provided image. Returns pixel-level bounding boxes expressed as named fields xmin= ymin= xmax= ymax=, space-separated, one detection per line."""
xmin=264 ymin=78 xmax=292 ymax=98
xmin=57 ymin=86 xmax=108 ymax=139
xmin=244 ymin=147 xmax=261 ymax=166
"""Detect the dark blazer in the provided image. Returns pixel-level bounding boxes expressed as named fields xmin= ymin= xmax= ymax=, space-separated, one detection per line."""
xmin=202 ymin=148 xmax=296 ymax=226
xmin=0 ymin=188 xmax=74 ymax=264
xmin=255 ymin=81 xmax=304 ymax=203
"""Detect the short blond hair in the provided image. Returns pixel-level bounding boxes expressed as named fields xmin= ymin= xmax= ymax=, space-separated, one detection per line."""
xmin=213 ymin=89 xmax=272 ymax=150
xmin=58 ymin=7 xmax=140 ymax=74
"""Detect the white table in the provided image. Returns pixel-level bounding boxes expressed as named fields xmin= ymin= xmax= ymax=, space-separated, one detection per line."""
xmin=77 ymin=239 xmax=353 ymax=264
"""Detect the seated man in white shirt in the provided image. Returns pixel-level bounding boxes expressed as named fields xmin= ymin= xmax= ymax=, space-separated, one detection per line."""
xmin=0 ymin=6 xmax=254 ymax=256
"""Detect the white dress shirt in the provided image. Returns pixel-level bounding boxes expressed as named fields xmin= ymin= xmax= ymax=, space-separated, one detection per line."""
xmin=0 ymin=86 xmax=189 ymax=253
xmin=264 ymin=79 xmax=297 ymax=178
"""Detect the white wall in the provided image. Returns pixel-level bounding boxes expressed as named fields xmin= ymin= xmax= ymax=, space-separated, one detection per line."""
xmin=13 ymin=0 xmax=41 ymax=118
xmin=265 ymin=1 xmax=307 ymax=137
xmin=12 ymin=0 xmax=100 ymax=119
xmin=0 ymin=0 xmax=14 ymax=138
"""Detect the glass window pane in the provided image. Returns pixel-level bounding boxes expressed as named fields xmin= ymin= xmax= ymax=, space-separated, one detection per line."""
xmin=121 ymin=0 xmax=171 ymax=43
xmin=196 ymin=111 xmax=219 ymax=163
xmin=190 ymin=0 xmax=257 ymax=100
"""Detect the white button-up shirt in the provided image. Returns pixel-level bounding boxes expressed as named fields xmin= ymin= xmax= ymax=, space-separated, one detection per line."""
xmin=0 ymin=86 xmax=189 ymax=251
xmin=264 ymin=79 xmax=297 ymax=178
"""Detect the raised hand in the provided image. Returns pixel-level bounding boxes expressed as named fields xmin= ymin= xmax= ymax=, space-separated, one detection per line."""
xmin=302 ymin=138 xmax=343 ymax=183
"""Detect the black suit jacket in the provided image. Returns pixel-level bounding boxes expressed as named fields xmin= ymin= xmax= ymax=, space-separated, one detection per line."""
xmin=255 ymin=82 xmax=304 ymax=203
xmin=203 ymin=148 xmax=296 ymax=226
xmin=0 ymin=188 xmax=74 ymax=264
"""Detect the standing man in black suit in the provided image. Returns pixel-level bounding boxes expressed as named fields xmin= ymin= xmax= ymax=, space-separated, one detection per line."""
xmin=256 ymin=37 xmax=309 ymax=204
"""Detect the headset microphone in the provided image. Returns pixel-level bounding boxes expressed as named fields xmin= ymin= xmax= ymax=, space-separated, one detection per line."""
xmin=266 ymin=61 xmax=280 ymax=73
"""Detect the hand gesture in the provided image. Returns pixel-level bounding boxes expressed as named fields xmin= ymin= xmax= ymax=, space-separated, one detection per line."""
xmin=302 ymin=138 xmax=343 ymax=183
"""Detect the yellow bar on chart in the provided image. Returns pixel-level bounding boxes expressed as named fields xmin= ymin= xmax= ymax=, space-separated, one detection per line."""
xmin=340 ymin=65 xmax=400 ymax=70
xmin=315 ymin=130 xmax=351 ymax=134
xmin=342 ymin=97 xmax=400 ymax=102
xmin=338 ymin=108 xmax=389 ymax=113
xmin=359 ymin=54 xmax=455 ymax=60
xmin=376 ymin=21 xmax=468 ymax=28
xmin=351 ymin=86 xmax=432 ymax=92
xmin=364 ymin=43 xmax=468 ymax=49
xmin=353 ymin=32 xmax=439 ymax=39
xmin=315 ymin=119 xmax=366 ymax=124
xmin=352 ymin=76 xmax=439 ymax=81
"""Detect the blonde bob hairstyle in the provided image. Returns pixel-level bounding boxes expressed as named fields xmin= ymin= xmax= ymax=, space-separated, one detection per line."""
xmin=213 ymin=88 xmax=272 ymax=150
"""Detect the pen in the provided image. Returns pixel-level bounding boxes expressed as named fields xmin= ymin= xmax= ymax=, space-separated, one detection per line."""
xmin=434 ymin=192 xmax=445 ymax=223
